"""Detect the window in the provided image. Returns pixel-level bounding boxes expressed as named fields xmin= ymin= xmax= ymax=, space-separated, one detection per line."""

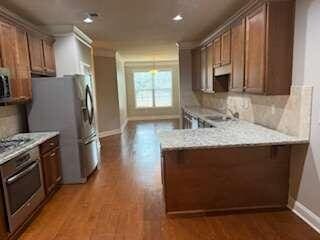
xmin=133 ymin=70 xmax=173 ymax=108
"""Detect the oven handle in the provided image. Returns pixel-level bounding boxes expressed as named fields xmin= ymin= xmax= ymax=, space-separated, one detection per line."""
xmin=6 ymin=161 xmax=38 ymax=185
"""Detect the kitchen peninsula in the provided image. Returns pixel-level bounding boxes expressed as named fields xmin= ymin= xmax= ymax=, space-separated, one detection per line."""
xmin=157 ymin=107 xmax=309 ymax=215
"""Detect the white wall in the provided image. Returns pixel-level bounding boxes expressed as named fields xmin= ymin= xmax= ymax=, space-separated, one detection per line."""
xmin=179 ymin=49 xmax=201 ymax=107
xmin=289 ymin=0 xmax=320 ymax=221
xmin=115 ymin=53 xmax=128 ymax=130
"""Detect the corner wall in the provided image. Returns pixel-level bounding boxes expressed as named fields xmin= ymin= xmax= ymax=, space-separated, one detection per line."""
xmin=94 ymin=53 xmax=121 ymax=137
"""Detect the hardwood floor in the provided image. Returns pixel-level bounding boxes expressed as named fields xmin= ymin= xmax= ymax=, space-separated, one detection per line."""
xmin=19 ymin=120 xmax=320 ymax=240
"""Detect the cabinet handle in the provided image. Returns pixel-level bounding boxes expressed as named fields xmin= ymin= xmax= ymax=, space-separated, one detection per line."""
xmin=49 ymin=142 xmax=55 ymax=146
xmin=50 ymin=152 xmax=56 ymax=157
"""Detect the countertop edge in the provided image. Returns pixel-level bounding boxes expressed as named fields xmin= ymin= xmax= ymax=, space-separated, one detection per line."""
xmin=0 ymin=132 xmax=60 ymax=165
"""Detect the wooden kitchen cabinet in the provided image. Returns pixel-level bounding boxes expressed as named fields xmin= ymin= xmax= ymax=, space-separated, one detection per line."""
xmin=191 ymin=48 xmax=202 ymax=91
xmin=245 ymin=5 xmax=266 ymax=94
xmin=230 ymin=19 xmax=245 ymax=92
xmin=213 ymin=37 xmax=221 ymax=68
xmin=42 ymin=39 xmax=56 ymax=76
xmin=28 ymin=34 xmax=56 ymax=76
xmin=245 ymin=2 xmax=294 ymax=95
xmin=221 ymin=30 xmax=231 ymax=66
xmin=14 ymin=27 xmax=32 ymax=100
xmin=0 ymin=189 xmax=8 ymax=240
xmin=40 ymin=136 xmax=62 ymax=196
xmin=0 ymin=21 xmax=32 ymax=101
xmin=27 ymin=33 xmax=45 ymax=74
xmin=200 ymin=47 xmax=207 ymax=91
xmin=162 ymin=145 xmax=291 ymax=214
xmin=206 ymin=43 xmax=214 ymax=91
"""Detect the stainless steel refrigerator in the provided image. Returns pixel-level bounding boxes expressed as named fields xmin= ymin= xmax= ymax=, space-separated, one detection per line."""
xmin=27 ymin=75 xmax=100 ymax=184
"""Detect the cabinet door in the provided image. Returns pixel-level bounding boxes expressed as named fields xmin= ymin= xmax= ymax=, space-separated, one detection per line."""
xmin=200 ymin=47 xmax=207 ymax=91
xmin=42 ymin=39 xmax=56 ymax=75
xmin=191 ymin=48 xmax=201 ymax=91
xmin=42 ymin=147 xmax=61 ymax=195
xmin=14 ymin=27 xmax=32 ymax=100
xmin=213 ymin=37 xmax=221 ymax=68
xmin=245 ymin=4 xmax=266 ymax=94
xmin=230 ymin=20 xmax=245 ymax=92
xmin=0 ymin=22 xmax=18 ymax=95
xmin=27 ymin=33 xmax=45 ymax=74
xmin=206 ymin=43 xmax=214 ymax=91
xmin=221 ymin=30 xmax=231 ymax=65
xmin=0 ymin=189 xmax=8 ymax=240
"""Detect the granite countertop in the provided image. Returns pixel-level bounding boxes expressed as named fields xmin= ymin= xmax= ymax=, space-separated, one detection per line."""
xmin=0 ymin=132 xmax=59 ymax=165
xmin=157 ymin=106 xmax=309 ymax=151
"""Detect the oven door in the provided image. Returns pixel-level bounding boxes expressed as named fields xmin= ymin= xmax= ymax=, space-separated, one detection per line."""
xmin=3 ymin=160 xmax=45 ymax=232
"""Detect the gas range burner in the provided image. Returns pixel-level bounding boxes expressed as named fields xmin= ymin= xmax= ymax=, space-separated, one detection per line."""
xmin=0 ymin=138 xmax=32 ymax=154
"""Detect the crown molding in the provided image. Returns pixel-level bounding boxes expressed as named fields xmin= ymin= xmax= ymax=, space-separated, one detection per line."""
xmin=46 ymin=25 xmax=93 ymax=46
xmin=0 ymin=6 xmax=50 ymax=37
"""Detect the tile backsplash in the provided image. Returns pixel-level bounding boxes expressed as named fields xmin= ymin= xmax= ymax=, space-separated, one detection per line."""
xmin=0 ymin=105 xmax=26 ymax=139
xmin=200 ymin=86 xmax=312 ymax=139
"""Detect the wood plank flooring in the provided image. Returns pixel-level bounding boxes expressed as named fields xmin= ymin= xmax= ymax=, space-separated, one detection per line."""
xmin=19 ymin=120 xmax=320 ymax=240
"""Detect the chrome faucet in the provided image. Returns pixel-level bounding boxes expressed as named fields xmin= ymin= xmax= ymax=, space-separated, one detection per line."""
xmin=227 ymin=108 xmax=239 ymax=119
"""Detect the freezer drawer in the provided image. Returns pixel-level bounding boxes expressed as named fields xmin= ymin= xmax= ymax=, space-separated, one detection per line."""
xmin=80 ymin=137 xmax=99 ymax=178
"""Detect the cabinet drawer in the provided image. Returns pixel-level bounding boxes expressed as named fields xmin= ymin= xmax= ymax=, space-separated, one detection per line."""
xmin=40 ymin=136 xmax=59 ymax=155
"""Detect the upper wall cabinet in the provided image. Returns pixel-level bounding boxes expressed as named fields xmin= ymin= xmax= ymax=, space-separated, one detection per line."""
xmin=245 ymin=1 xmax=294 ymax=95
xmin=42 ymin=39 xmax=56 ymax=75
xmin=28 ymin=33 xmax=56 ymax=76
xmin=230 ymin=19 xmax=245 ymax=92
xmin=0 ymin=21 xmax=32 ymax=101
xmin=200 ymin=47 xmax=207 ymax=91
xmin=192 ymin=0 xmax=295 ymax=96
xmin=221 ymin=30 xmax=231 ymax=66
xmin=213 ymin=37 xmax=221 ymax=68
xmin=206 ymin=43 xmax=214 ymax=91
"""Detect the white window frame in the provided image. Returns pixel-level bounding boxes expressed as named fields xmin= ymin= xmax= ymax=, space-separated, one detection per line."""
xmin=133 ymin=70 xmax=173 ymax=109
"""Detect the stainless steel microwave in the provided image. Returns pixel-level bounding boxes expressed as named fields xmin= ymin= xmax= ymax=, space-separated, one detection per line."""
xmin=0 ymin=68 xmax=11 ymax=99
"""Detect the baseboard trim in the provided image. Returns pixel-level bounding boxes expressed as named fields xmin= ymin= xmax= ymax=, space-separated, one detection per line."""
xmin=127 ymin=115 xmax=180 ymax=121
xmin=288 ymin=196 xmax=320 ymax=234
xmin=99 ymin=129 xmax=121 ymax=138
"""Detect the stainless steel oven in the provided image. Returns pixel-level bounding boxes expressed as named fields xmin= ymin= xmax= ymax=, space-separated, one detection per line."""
xmin=0 ymin=147 xmax=45 ymax=232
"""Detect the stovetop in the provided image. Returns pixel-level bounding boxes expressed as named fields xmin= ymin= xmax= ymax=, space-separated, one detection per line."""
xmin=0 ymin=138 xmax=32 ymax=154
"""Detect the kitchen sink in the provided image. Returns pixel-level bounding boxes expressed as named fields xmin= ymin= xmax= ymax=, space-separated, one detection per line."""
xmin=205 ymin=116 xmax=233 ymax=122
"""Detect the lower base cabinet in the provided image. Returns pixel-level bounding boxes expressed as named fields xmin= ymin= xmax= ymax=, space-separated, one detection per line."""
xmin=162 ymin=145 xmax=291 ymax=215
xmin=40 ymin=136 xmax=62 ymax=196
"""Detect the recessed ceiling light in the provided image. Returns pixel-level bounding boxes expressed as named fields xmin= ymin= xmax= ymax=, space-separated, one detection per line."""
xmin=173 ymin=14 xmax=183 ymax=21
xmin=83 ymin=13 xmax=98 ymax=24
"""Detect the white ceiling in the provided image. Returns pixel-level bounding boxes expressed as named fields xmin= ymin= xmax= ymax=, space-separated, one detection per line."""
xmin=1 ymin=0 xmax=249 ymax=61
